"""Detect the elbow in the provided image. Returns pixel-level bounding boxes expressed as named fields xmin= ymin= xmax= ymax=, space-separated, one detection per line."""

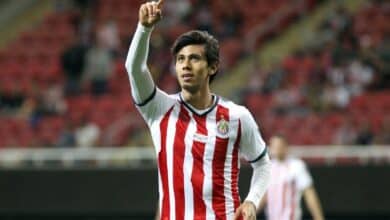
xmin=124 ymin=55 xmax=138 ymax=72
xmin=125 ymin=59 xmax=147 ymax=75
xmin=125 ymin=60 xmax=136 ymax=73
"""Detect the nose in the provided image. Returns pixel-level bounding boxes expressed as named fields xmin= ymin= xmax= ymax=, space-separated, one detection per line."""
xmin=182 ymin=58 xmax=191 ymax=70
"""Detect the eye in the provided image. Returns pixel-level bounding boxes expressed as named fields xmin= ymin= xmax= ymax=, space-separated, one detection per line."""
xmin=190 ymin=55 xmax=201 ymax=62
xmin=191 ymin=56 xmax=200 ymax=61
xmin=177 ymin=56 xmax=184 ymax=62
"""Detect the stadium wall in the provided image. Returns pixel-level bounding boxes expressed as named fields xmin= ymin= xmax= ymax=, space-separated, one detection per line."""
xmin=0 ymin=165 xmax=389 ymax=220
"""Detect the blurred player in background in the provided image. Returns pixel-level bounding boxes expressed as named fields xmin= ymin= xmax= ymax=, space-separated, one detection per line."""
xmin=125 ymin=0 xmax=271 ymax=219
xmin=258 ymin=135 xmax=324 ymax=220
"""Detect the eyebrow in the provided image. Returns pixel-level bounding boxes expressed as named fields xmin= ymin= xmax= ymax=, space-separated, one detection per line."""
xmin=177 ymin=53 xmax=204 ymax=59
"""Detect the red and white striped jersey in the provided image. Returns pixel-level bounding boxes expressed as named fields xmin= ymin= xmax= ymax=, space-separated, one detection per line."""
xmin=136 ymin=88 xmax=267 ymax=220
xmin=266 ymin=158 xmax=313 ymax=220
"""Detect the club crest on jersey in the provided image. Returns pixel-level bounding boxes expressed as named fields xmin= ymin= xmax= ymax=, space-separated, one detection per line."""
xmin=217 ymin=118 xmax=229 ymax=136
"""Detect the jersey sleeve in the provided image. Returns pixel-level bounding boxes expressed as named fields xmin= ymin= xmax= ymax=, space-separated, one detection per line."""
xmin=125 ymin=23 xmax=155 ymax=104
xmin=125 ymin=23 xmax=175 ymax=126
xmin=239 ymin=107 xmax=267 ymax=162
xmin=135 ymin=87 xmax=176 ymax=126
xmin=295 ymin=160 xmax=313 ymax=191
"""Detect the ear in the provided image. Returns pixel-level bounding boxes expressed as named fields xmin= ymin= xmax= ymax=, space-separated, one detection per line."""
xmin=208 ymin=62 xmax=218 ymax=76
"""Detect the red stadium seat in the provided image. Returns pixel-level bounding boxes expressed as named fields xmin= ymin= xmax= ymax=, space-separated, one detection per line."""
xmin=220 ymin=38 xmax=242 ymax=67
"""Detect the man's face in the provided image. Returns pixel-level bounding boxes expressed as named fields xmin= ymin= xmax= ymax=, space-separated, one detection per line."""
xmin=270 ymin=136 xmax=288 ymax=161
xmin=175 ymin=45 xmax=216 ymax=93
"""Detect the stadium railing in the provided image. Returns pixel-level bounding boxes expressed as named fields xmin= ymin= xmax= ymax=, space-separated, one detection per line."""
xmin=0 ymin=146 xmax=389 ymax=168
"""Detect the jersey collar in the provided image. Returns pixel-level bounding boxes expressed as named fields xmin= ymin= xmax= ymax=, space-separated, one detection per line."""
xmin=179 ymin=93 xmax=219 ymax=116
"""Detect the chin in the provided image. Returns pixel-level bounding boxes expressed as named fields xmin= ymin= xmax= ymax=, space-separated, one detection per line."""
xmin=181 ymin=83 xmax=199 ymax=93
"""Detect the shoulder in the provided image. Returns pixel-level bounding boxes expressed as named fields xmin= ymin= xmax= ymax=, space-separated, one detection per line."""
xmin=217 ymin=96 xmax=253 ymax=120
xmin=168 ymin=92 xmax=181 ymax=101
xmin=137 ymin=88 xmax=177 ymax=107
xmin=289 ymin=158 xmax=313 ymax=187
xmin=136 ymin=89 xmax=180 ymax=124
xmin=156 ymin=89 xmax=181 ymax=103
xmin=289 ymin=158 xmax=308 ymax=171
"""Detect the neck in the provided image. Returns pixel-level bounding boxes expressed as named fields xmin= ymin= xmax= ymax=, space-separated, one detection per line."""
xmin=181 ymin=87 xmax=213 ymax=110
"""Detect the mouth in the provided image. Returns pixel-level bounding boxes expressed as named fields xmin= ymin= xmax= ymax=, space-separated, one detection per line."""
xmin=182 ymin=73 xmax=194 ymax=81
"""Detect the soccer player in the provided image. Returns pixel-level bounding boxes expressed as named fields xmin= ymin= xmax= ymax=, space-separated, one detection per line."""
xmin=258 ymin=135 xmax=324 ymax=220
xmin=125 ymin=1 xmax=271 ymax=219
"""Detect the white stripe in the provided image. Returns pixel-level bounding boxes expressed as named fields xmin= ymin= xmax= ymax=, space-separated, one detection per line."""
xmin=285 ymin=177 xmax=293 ymax=220
xmin=166 ymin=104 xmax=180 ymax=220
xmin=204 ymin=109 xmax=217 ymax=220
xmin=268 ymin=163 xmax=280 ymax=220
xmin=157 ymin=171 xmax=163 ymax=219
xmin=224 ymin=119 xmax=239 ymax=219
xmin=294 ymin=190 xmax=303 ymax=220
xmin=151 ymin=116 xmax=163 ymax=218
xmin=150 ymin=123 xmax=162 ymax=155
xmin=183 ymin=111 xmax=195 ymax=220
xmin=276 ymin=169 xmax=283 ymax=220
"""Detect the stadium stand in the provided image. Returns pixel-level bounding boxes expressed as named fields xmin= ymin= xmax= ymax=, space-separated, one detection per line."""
xmin=242 ymin=0 xmax=389 ymax=145
xmin=0 ymin=0 xmax=388 ymax=148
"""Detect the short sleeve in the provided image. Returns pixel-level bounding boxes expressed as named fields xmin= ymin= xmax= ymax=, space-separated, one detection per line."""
xmin=295 ymin=160 xmax=313 ymax=191
xmin=136 ymin=87 xmax=176 ymax=126
xmin=239 ymin=107 xmax=267 ymax=162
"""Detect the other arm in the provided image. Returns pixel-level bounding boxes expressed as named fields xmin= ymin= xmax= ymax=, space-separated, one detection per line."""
xmin=256 ymin=193 xmax=267 ymax=214
xmin=235 ymin=108 xmax=271 ymax=220
xmin=235 ymin=155 xmax=271 ymax=220
xmin=303 ymin=186 xmax=325 ymax=220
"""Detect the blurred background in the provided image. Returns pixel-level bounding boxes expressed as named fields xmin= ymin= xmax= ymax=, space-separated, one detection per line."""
xmin=0 ymin=0 xmax=388 ymax=219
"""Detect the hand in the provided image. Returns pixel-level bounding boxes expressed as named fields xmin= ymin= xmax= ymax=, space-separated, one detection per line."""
xmin=139 ymin=0 xmax=164 ymax=27
xmin=234 ymin=201 xmax=257 ymax=220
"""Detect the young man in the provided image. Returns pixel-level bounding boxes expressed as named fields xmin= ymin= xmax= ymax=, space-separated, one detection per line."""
xmin=125 ymin=1 xmax=271 ymax=219
xmin=258 ymin=135 xmax=324 ymax=220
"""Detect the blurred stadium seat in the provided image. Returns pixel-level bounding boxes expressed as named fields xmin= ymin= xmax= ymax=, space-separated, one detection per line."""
xmin=0 ymin=0 xmax=388 ymax=150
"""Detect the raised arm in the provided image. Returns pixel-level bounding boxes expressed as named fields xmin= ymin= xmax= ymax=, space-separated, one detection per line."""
xmin=125 ymin=0 xmax=164 ymax=104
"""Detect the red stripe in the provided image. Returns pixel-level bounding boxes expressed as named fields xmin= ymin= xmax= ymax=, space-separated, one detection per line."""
xmin=173 ymin=106 xmax=190 ymax=220
xmin=191 ymin=115 xmax=207 ymax=219
xmin=212 ymin=105 xmax=229 ymax=219
xmin=158 ymin=107 xmax=174 ymax=220
xmin=289 ymin=181 xmax=296 ymax=220
xmin=231 ymin=121 xmax=241 ymax=211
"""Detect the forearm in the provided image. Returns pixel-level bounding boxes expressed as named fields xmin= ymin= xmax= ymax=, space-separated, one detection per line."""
xmin=244 ymin=154 xmax=271 ymax=209
xmin=304 ymin=187 xmax=325 ymax=220
xmin=309 ymin=199 xmax=324 ymax=220
xmin=125 ymin=23 xmax=155 ymax=104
